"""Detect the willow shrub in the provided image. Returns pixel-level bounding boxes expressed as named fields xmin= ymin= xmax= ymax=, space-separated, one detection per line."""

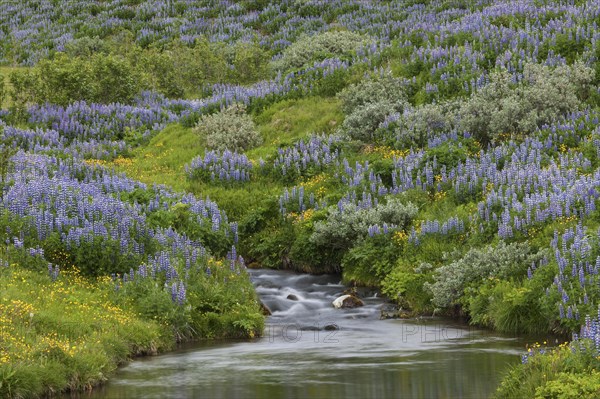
xmin=193 ymin=103 xmax=262 ymax=152
xmin=393 ymin=100 xmax=459 ymax=148
xmin=337 ymin=73 xmax=409 ymax=142
xmin=310 ymin=199 xmax=418 ymax=252
xmin=426 ymin=241 xmax=546 ymax=308
xmin=424 ymin=241 xmax=555 ymax=333
xmin=271 ymin=30 xmax=367 ymax=72
xmin=459 ymin=61 xmax=594 ymax=145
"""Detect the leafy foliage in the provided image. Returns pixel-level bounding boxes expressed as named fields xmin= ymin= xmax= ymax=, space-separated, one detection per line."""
xmin=394 ymin=101 xmax=458 ymax=148
xmin=426 ymin=241 xmax=547 ymax=308
xmin=459 ymin=62 xmax=594 ymax=144
xmin=271 ymin=30 xmax=367 ymax=72
xmin=337 ymin=73 xmax=409 ymax=141
xmin=194 ymin=103 xmax=262 ymax=152
xmin=311 ymin=199 xmax=418 ymax=251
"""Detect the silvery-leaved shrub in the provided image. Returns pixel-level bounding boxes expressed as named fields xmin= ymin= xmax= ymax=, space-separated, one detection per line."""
xmin=394 ymin=101 xmax=458 ymax=147
xmin=338 ymin=74 xmax=409 ymax=141
xmin=425 ymin=241 xmax=547 ymax=308
xmin=271 ymin=30 xmax=367 ymax=72
xmin=342 ymin=101 xmax=402 ymax=142
xmin=194 ymin=103 xmax=262 ymax=152
xmin=310 ymin=199 xmax=418 ymax=251
xmin=338 ymin=73 xmax=407 ymax=115
xmin=459 ymin=61 xmax=594 ymax=144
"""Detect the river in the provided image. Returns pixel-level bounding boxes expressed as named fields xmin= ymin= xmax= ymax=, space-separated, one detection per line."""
xmin=76 ymin=269 xmax=546 ymax=399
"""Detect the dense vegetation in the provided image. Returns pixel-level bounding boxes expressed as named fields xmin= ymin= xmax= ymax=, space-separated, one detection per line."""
xmin=2 ymin=0 xmax=600 ymax=397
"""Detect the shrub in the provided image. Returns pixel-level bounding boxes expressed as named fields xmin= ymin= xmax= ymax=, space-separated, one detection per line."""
xmin=12 ymin=53 xmax=142 ymax=106
xmin=310 ymin=199 xmax=418 ymax=251
xmin=342 ymin=101 xmax=401 ymax=142
xmin=468 ymin=278 xmax=554 ymax=334
xmin=338 ymin=73 xmax=407 ymax=115
xmin=459 ymin=61 xmax=594 ymax=144
xmin=394 ymin=101 xmax=457 ymax=148
xmin=226 ymin=41 xmax=271 ymax=84
xmin=64 ymin=36 xmax=108 ymax=58
xmin=381 ymin=266 xmax=432 ymax=311
xmin=138 ymin=50 xmax=185 ymax=98
xmin=8 ymin=70 xmax=38 ymax=120
xmin=194 ymin=103 xmax=262 ymax=152
xmin=271 ymin=30 xmax=367 ymax=72
xmin=495 ymin=340 xmax=600 ymax=399
xmin=337 ymin=74 xmax=409 ymax=141
xmin=0 ymin=73 xmax=5 ymax=109
xmin=342 ymin=234 xmax=399 ymax=285
xmin=534 ymin=371 xmax=600 ymax=399
xmin=425 ymin=241 xmax=547 ymax=308
xmin=89 ymin=54 xmax=139 ymax=104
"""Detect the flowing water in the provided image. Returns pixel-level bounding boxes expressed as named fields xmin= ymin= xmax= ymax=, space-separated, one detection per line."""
xmin=76 ymin=269 xmax=546 ymax=399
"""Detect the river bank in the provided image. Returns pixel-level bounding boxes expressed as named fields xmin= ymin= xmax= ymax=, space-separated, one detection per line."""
xmin=65 ymin=269 xmax=553 ymax=399
xmin=0 ymin=261 xmax=263 ymax=399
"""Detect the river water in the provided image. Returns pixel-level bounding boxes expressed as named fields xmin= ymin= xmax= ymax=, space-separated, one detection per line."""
xmin=78 ymin=269 xmax=543 ymax=399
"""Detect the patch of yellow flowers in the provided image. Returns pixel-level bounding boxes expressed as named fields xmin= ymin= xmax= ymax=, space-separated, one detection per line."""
xmin=364 ymin=145 xmax=409 ymax=160
xmin=113 ymin=156 xmax=134 ymax=167
xmin=392 ymin=230 xmax=408 ymax=244
xmin=287 ymin=208 xmax=315 ymax=223
xmin=0 ymin=262 xmax=136 ymax=366
xmin=302 ymin=173 xmax=327 ymax=189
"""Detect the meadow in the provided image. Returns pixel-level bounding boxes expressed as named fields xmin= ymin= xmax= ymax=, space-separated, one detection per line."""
xmin=1 ymin=0 xmax=600 ymax=397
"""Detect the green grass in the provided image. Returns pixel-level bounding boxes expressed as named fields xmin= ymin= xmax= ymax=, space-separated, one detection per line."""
xmin=112 ymin=96 xmax=342 ymax=186
xmin=111 ymin=124 xmax=200 ymax=192
xmin=0 ymin=264 xmax=172 ymax=398
xmin=110 ymin=96 xmax=343 ymax=219
xmin=0 ymin=250 xmax=264 ymax=398
xmin=248 ymin=96 xmax=344 ymax=160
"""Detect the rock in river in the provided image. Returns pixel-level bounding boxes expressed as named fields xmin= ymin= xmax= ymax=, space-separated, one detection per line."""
xmin=332 ymin=294 xmax=364 ymax=309
xmin=259 ymin=301 xmax=272 ymax=316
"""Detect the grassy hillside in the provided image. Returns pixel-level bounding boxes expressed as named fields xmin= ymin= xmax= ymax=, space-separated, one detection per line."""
xmin=2 ymin=0 xmax=600 ymax=397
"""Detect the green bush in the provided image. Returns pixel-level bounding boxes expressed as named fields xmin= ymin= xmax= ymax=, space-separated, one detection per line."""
xmin=226 ymin=41 xmax=271 ymax=84
xmin=394 ymin=101 xmax=458 ymax=148
xmin=8 ymin=70 xmax=38 ymax=119
xmin=338 ymin=73 xmax=407 ymax=115
xmin=138 ymin=50 xmax=185 ymax=98
xmin=381 ymin=266 xmax=432 ymax=312
xmin=194 ymin=103 xmax=262 ymax=152
xmin=12 ymin=53 xmax=142 ymax=106
xmin=342 ymin=234 xmax=400 ymax=286
xmin=0 ymin=73 xmax=5 ymax=109
xmin=271 ymin=30 xmax=367 ymax=72
xmin=337 ymin=73 xmax=409 ymax=142
xmin=89 ymin=54 xmax=139 ymax=104
xmin=311 ymin=199 xmax=418 ymax=251
xmin=468 ymin=279 xmax=554 ymax=334
xmin=342 ymin=101 xmax=401 ymax=142
xmin=459 ymin=61 xmax=594 ymax=144
xmin=425 ymin=241 xmax=547 ymax=308
xmin=64 ymin=36 xmax=108 ymax=58
xmin=534 ymin=371 xmax=600 ymax=399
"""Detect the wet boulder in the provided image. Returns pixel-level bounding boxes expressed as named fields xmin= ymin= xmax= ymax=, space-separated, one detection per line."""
xmin=259 ymin=301 xmax=272 ymax=316
xmin=286 ymin=294 xmax=299 ymax=301
xmin=380 ymin=303 xmax=411 ymax=319
xmin=300 ymin=325 xmax=320 ymax=331
xmin=332 ymin=294 xmax=364 ymax=309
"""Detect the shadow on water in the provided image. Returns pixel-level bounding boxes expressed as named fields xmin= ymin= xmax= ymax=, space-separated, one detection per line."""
xmin=67 ymin=269 xmax=554 ymax=399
